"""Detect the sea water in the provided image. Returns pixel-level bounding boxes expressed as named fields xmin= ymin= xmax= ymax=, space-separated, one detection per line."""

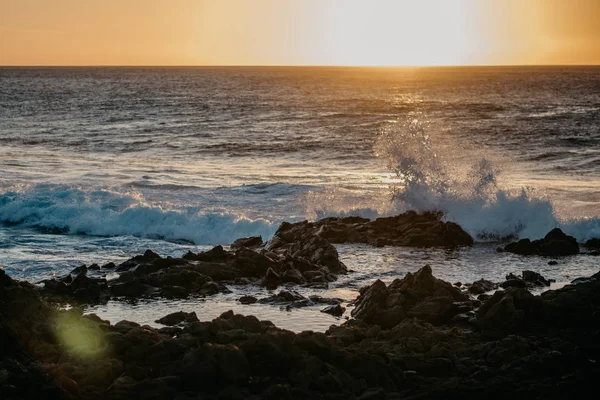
xmin=2 ymin=66 xmax=599 ymax=331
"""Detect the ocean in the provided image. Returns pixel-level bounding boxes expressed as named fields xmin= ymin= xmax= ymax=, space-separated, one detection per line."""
xmin=1 ymin=66 xmax=599 ymax=330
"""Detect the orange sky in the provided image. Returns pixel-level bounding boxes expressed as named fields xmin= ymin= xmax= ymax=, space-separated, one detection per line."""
xmin=1 ymin=0 xmax=599 ymax=66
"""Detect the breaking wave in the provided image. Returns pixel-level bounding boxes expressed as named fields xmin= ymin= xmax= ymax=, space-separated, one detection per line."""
xmin=308 ymin=118 xmax=600 ymax=242
xmin=0 ymin=184 xmax=278 ymax=245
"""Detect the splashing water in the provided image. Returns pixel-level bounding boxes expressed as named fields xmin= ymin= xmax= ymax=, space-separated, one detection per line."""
xmin=373 ymin=118 xmax=599 ymax=241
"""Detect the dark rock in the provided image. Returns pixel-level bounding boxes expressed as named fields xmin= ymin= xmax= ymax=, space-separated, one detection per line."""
xmin=501 ymin=279 xmax=527 ymax=289
xmin=548 ymin=260 xmax=558 ymax=265
xmin=2 ymin=267 xmax=600 ymax=399
xmin=321 ymin=304 xmax=345 ymax=317
xmin=476 ymin=287 xmax=542 ymax=333
xmin=110 ymin=280 xmax=149 ymax=297
xmin=584 ymin=238 xmax=600 ymax=249
xmin=230 ymin=236 xmax=263 ymax=249
xmin=239 ymin=295 xmax=257 ymax=304
xmin=501 ymin=271 xmax=554 ymax=289
xmin=267 ymin=211 xmax=473 ymax=250
xmin=155 ymin=311 xmax=199 ymax=326
xmin=468 ymin=279 xmax=496 ymax=294
xmin=504 ymin=228 xmax=579 ymax=256
xmin=351 ymin=265 xmax=467 ymax=328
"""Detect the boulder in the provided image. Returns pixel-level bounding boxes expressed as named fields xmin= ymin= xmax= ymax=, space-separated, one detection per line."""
xmin=230 ymin=236 xmax=263 ymax=250
xmin=351 ymin=265 xmax=468 ymax=328
xmin=266 ymin=211 xmax=473 ymax=250
xmin=503 ymin=228 xmax=579 ymax=256
xmin=155 ymin=311 xmax=199 ymax=326
xmin=321 ymin=304 xmax=346 ymax=317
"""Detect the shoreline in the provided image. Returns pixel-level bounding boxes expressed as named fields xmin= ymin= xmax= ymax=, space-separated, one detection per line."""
xmin=2 ymin=212 xmax=600 ymax=398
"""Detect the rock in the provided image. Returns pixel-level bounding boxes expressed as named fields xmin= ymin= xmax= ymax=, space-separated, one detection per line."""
xmin=476 ymin=287 xmax=542 ymax=333
xmin=504 ymin=228 xmax=579 ymax=256
xmin=110 ymin=280 xmax=150 ymax=297
xmin=102 ymin=262 xmax=117 ymax=269
xmin=155 ymin=311 xmax=199 ymax=326
xmin=2 ymin=267 xmax=600 ymax=399
xmin=321 ymin=304 xmax=345 ymax=317
xmin=501 ymin=279 xmax=527 ymax=289
xmin=239 ymin=295 xmax=257 ymax=305
xmin=260 ymin=290 xmax=305 ymax=304
xmin=261 ymin=267 xmax=281 ymax=289
xmin=468 ymin=279 xmax=496 ymax=294
xmin=584 ymin=238 xmax=600 ymax=249
xmin=267 ymin=211 xmax=473 ymax=250
xmin=40 ymin=265 xmax=108 ymax=303
xmin=230 ymin=236 xmax=263 ymax=250
xmin=351 ymin=265 xmax=467 ymax=328
xmin=501 ymin=271 xmax=554 ymax=289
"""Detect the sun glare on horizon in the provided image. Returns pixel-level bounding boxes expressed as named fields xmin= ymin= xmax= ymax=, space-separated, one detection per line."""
xmin=310 ymin=0 xmax=485 ymax=66
xmin=1 ymin=0 xmax=599 ymax=66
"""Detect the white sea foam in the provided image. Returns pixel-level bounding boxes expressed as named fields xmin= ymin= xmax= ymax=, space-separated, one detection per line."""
xmin=0 ymin=184 xmax=278 ymax=245
xmin=308 ymin=118 xmax=600 ymax=242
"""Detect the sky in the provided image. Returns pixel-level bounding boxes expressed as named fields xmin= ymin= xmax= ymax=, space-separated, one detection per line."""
xmin=1 ymin=0 xmax=600 ymax=66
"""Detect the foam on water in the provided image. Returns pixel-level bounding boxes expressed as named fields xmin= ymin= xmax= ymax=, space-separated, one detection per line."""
xmin=307 ymin=118 xmax=600 ymax=242
xmin=0 ymin=184 xmax=278 ymax=245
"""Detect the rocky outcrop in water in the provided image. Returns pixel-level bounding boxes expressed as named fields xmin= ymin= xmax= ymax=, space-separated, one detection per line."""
xmin=39 ymin=241 xmax=347 ymax=304
xmin=2 ymin=267 xmax=600 ymax=399
xmin=351 ymin=265 xmax=476 ymax=328
xmin=502 ymin=228 xmax=579 ymax=256
xmin=267 ymin=211 xmax=474 ymax=249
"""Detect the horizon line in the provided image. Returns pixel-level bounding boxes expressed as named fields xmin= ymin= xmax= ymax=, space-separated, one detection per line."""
xmin=2 ymin=63 xmax=600 ymax=68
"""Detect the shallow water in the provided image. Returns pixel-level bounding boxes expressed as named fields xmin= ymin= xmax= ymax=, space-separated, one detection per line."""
xmin=82 ymin=243 xmax=597 ymax=333
xmin=2 ymin=66 xmax=600 ymax=331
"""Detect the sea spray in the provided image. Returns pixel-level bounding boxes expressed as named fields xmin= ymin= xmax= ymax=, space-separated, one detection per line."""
xmin=307 ymin=118 xmax=600 ymax=242
xmin=0 ymin=184 xmax=278 ymax=245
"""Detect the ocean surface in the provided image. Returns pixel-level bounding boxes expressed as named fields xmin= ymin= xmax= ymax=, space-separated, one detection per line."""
xmin=1 ymin=66 xmax=600 ymax=330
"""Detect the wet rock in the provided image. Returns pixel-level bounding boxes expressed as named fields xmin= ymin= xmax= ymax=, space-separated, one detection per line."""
xmin=239 ymin=295 xmax=257 ymax=304
xmin=267 ymin=211 xmax=473 ymax=250
xmin=468 ymin=279 xmax=496 ymax=294
xmin=352 ymin=265 xmax=468 ymax=328
xmin=3 ymin=267 xmax=600 ymax=399
xmin=503 ymin=228 xmax=579 ymax=256
xmin=230 ymin=235 xmax=263 ymax=250
xmin=584 ymin=237 xmax=600 ymax=249
xmin=321 ymin=304 xmax=345 ymax=317
xmin=501 ymin=271 xmax=555 ymax=289
xmin=40 ymin=265 xmax=108 ymax=303
xmin=155 ymin=311 xmax=199 ymax=326
xmin=259 ymin=290 xmax=305 ymax=304
xmin=476 ymin=287 xmax=542 ymax=333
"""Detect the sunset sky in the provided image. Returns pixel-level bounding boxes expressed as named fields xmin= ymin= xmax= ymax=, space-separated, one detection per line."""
xmin=1 ymin=0 xmax=600 ymax=66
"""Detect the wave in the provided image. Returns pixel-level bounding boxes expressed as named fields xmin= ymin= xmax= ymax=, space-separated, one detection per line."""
xmin=0 ymin=184 xmax=278 ymax=245
xmin=307 ymin=118 xmax=600 ymax=242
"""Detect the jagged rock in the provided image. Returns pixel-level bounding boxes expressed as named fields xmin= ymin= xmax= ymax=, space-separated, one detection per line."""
xmin=267 ymin=211 xmax=473 ymax=250
xmin=468 ymin=279 xmax=497 ymax=294
xmin=321 ymin=304 xmax=346 ymax=317
xmin=584 ymin=238 xmax=600 ymax=249
xmin=351 ymin=265 xmax=468 ymax=328
xmin=239 ymin=295 xmax=258 ymax=304
xmin=500 ymin=270 xmax=555 ymax=289
xmin=155 ymin=311 xmax=199 ymax=326
xmin=2 ymin=268 xmax=600 ymax=399
xmin=503 ymin=228 xmax=579 ymax=256
xmin=476 ymin=287 xmax=542 ymax=333
xmin=40 ymin=265 xmax=108 ymax=303
xmin=230 ymin=236 xmax=263 ymax=249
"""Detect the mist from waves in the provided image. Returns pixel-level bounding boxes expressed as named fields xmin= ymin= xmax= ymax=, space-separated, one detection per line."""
xmin=306 ymin=118 xmax=600 ymax=242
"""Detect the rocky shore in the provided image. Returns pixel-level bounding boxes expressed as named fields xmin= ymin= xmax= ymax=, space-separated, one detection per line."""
xmin=2 ymin=213 xmax=599 ymax=399
xmin=2 ymin=263 xmax=600 ymax=399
